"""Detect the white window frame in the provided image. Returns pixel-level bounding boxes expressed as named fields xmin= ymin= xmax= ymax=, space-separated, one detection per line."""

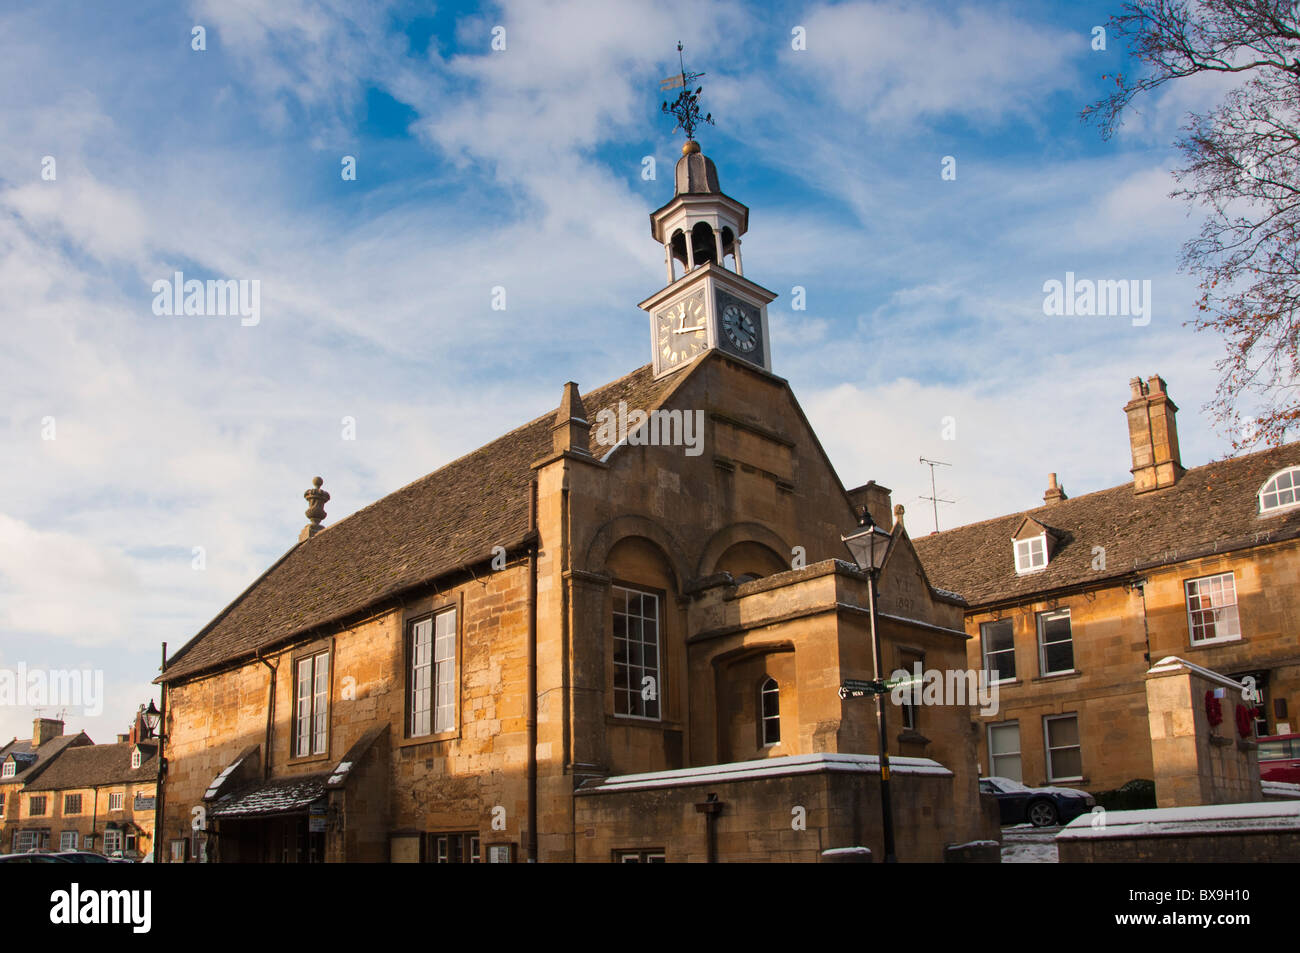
xmin=131 ymin=748 xmax=142 ymax=769
xmin=1036 ymin=608 xmax=1075 ymax=676
xmin=28 ymin=795 xmax=47 ymax=817
xmin=1259 ymin=466 xmax=1300 ymax=515
xmin=16 ymin=830 xmax=39 ymax=852
xmin=293 ymin=650 xmax=331 ymax=757
xmin=1014 ymin=534 xmax=1048 ymax=574
xmin=63 ymin=793 xmax=82 ymax=816
xmin=1185 ymin=572 xmax=1242 ymax=645
xmin=1 ymin=760 xmax=14 ymax=779
xmin=760 ymin=677 xmax=780 ymax=746
xmin=612 ymin=585 xmax=662 ymax=721
xmin=987 ymin=722 xmax=1022 ymax=782
xmin=60 ymin=830 xmax=78 ymax=851
xmin=1044 ymin=713 xmax=1083 ymax=783
xmin=409 ymin=608 xmax=457 ymax=737
xmin=109 ymin=792 xmax=123 ymax=812
xmin=103 ymin=828 xmax=123 ymax=854
xmin=980 ymin=618 xmax=1016 ymax=683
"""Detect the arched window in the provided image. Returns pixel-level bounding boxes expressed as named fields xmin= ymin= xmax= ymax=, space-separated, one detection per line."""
xmin=760 ymin=677 xmax=780 ymax=746
xmin=1259 ymin=467 xmax=1300 ymax=515
xmin=131 ymin=748 xmax=141 ymax=770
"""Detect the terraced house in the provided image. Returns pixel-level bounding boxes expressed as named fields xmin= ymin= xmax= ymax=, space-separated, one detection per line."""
xmin=914 ymin=376 xmax=1300 ymax=796
xmin=156 ymin=141 xmax=999 ymax=863
xmin=0 ymin=718 xmax=91 ymax=852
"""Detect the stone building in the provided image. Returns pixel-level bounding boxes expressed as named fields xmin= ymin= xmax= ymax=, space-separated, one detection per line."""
xmin=19 ymin=709 xmax=159 ymax=859
xmin=913 ymin=376 xmax=1300 ymax=796
xmin=0 ymin=718 xmax=91 ymax=852
xmin=156 ymin=140 xmax=998 ymax=862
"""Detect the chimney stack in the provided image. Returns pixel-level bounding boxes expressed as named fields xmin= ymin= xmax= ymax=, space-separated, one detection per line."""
xmin=299 ymin=476 xmax=330 ymax=541
xmin=846 ymin=481 xmax=893 ymax=530
xmin=33 ymin=717 xmax=64 ymax=747
xmin=1043 ymin=472 xmax=1067 ymax=505
xmin=1125 ymin=375 xmax=1184 ymax=494
xmin=551 ymin=382 xmax=591 ymax=456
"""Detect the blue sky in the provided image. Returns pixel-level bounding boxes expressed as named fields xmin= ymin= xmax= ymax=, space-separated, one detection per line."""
xmin=0 ymin=0 xmax=1249 ymax=743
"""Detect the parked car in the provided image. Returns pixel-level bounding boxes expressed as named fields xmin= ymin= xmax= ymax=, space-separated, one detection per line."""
xmin=0 ymin=852 xmax=72 ymax=863
xmin=1258 ymin=733 xmax=1300 ymax=784
xmin=979 ymin=776 xmax=1096 ymax=827
xmin=50 ymin=851 xmax=112 ymax=863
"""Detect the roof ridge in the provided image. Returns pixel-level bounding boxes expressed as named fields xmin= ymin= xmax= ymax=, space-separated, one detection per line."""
xmin=313 ymin=363 xmax=655 ymax=538
xmin=917 ymin=441 xmax=1300 ymax=542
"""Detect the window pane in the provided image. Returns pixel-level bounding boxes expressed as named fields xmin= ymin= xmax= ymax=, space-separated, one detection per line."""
xmin=1048 ymin=716 xmax=1079 ymax=748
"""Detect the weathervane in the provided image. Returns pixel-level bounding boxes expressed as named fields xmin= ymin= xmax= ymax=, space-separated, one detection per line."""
xmin=660 ymin=42 xmax=713 ymax=143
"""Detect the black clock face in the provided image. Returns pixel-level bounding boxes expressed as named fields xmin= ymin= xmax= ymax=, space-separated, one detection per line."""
xmin=721 ymin=301 xmax=758 ymax=353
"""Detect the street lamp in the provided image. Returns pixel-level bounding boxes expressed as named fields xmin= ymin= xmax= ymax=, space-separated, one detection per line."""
xmin=841 ymin=507 xmax=897 ymax=863
xmin=143 ymin=700 xmax=162 ymax=738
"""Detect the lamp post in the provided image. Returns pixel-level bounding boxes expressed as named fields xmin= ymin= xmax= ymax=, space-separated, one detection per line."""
xmin=841 ymin=507 xmax=897 ymax=863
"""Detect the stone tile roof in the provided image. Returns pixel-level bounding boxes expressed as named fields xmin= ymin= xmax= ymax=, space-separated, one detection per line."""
xmin=207 ymin=772 xmax=331 ymax=819
xmin=162 ymin=363 xmax=678 ymax=682
xmin=25 ymin=741 xmax=157 ymax=792
xmin=912 ymin=444 xmax=1300 ymax=608
xmin=0 ymin=732 xmax=93 ymax=785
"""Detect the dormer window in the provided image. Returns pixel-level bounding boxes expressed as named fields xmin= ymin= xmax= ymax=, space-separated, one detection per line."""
xmin=1 ymin=760 xmax=14 ymax=779
xmin=131 ymin=747 xmax=142 ymax=769
xmin=1259 ymin=467 xmax=1299 ymax=515
xmin=1015 ymin=535 xmax=1048 ymax=574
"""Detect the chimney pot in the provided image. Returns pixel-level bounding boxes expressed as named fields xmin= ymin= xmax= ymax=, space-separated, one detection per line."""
xmin=1043 ymin=472 xmax=1068 ymax=505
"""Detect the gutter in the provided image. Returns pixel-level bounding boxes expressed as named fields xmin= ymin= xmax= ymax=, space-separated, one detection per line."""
xmin=526 ymin=480 xmax=538 ymax=863
xmin=255 ymin=651 xmax=277 ymax=781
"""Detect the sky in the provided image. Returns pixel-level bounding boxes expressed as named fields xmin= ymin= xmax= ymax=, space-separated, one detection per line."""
xmin=0 ymin=0 xmax=1254 ymax=744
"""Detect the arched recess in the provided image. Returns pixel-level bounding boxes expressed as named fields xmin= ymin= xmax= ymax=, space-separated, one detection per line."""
xmin=711 ymin=642 xmax=797 ymax=762
xmin=585 ymin=515 xmax=691 ymax=593
xmin=715 ymin=541 xmax=789 ymax=583
xmin=696 ymin=522 xmax=794 ymax=580
xmin=690 ymin=221 xmax=717 ymax=266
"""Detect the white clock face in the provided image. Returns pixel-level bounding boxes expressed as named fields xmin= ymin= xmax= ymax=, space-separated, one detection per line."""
xmin=656 ymin=294 xmax=707 ymax=367
xmin=721 ymin=303 xmax=758 ymax=352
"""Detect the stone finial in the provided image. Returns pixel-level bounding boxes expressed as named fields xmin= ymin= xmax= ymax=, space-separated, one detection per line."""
xmin=300 ymin=476 xmax=330 ymax=541
xmin=893 ymin=503 xmax=905 ymax=530
xmin=1043 ymin=472 xmax=1068 ymax=505
xmin=552 ymin=381 xmax=591 ymax=455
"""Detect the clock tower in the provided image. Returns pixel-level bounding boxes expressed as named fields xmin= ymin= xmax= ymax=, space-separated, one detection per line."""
xmin=638 ymin=140 xmax=776 ymax=379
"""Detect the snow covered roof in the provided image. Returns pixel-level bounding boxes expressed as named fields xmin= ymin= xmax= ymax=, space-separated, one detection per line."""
xmin=207 ymin=772 xmax=331 ymax=819
xmin=577 ymin=752 xmax=952 ymax=794
xmin=1057 ymin=800 xmax=1300 ymax=840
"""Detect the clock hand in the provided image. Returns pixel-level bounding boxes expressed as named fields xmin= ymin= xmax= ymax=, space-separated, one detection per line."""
xmin=674 ymin=324 xmax=706 ymax=333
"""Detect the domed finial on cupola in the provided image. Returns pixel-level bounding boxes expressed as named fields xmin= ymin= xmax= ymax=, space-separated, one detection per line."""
xmin=300 ymin=476 xmax=330 ymax=541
